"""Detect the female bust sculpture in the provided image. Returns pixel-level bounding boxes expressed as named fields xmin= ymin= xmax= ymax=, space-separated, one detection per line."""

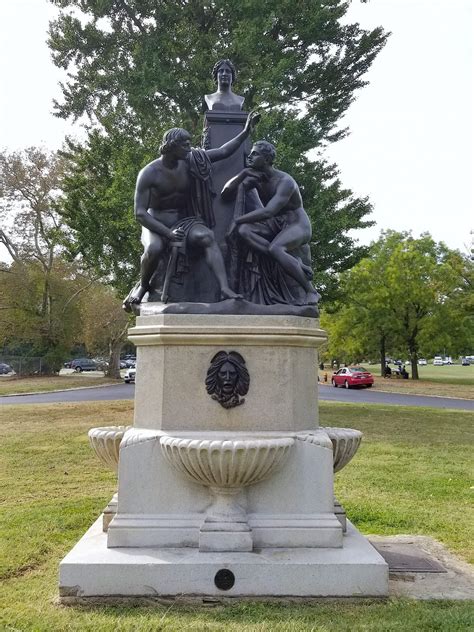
xmin=204 ymin=59 xmax=245 ymax=112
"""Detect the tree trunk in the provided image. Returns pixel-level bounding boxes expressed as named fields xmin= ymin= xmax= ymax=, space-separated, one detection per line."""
xmin=379 ymin=331 xmax=386 ymax=377
xmin=407 ymin=328 xmax=419 ymax=379
xmin=408 ymin=342 xmax=419 ymax=380
xmin=106 ymin=340 xmax=122 ymax=379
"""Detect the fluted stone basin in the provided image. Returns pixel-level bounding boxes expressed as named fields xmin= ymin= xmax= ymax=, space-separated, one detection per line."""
xmin=160 ymin=436 xmax=294 ymax=551
xmin=88 ymin=425 xmax=131 ymax=531
xmin=160 ymin=436 xmax=294 ymax=488
xmin=321 ymin=427 xmax=362 ymax=533
xmin=88 ymin=426 xmax=131 ymax=473
xmin=322 ymin=427 xmax=362 ymax=473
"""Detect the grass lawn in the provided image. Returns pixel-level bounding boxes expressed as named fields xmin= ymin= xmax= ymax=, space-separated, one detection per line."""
xmin=0 ymin=400 xmax=473 ymax=631
xmin=413 ymin=364 xmax=474 ymax=384
xmin=0 ymin=374 xmax=119 ymax=396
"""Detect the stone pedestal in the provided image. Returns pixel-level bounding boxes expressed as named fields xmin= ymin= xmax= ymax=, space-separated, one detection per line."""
xmin=130 ymin=314 xmax=323 ymax=432
xmin=334 ymin=499 xmax=347 ymax=532
xmin=59 ymin=313 xmax=388 ymax=599
xmin=102 ymin=493 xmax=118 ymax=532
xmin=60 ymin=519 xmax=388 ymax=599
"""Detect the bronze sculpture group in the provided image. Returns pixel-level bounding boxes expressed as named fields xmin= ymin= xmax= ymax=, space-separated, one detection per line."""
xmin=124 ymin=60 xmax=319 ymax=315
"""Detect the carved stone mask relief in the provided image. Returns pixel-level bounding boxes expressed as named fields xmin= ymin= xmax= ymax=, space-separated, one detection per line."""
xmin=205 ymin=351 xmax=250 ymax=409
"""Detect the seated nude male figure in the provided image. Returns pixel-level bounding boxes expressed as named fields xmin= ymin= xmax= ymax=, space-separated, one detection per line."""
xmin=126 ymin=111 xmax=259 ymax=308
xmin=222 ymin=141 xmax=320 ymax=305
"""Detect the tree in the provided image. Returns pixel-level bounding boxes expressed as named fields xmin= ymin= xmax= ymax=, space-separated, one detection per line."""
xmin=415 ymin=250 xmax=474 ymax=359
xmin=321 ymin=248 xmax=399 ymax=375
xmin=0 ymin=257 xmax=86 ymax=372
xmin=322 ymin=231 xmax=469 ymax=379
xmin=79 ymin=283 xmax=130 ymax=379
xmin=48 ymin=0 xmax=388 ymax=299
xmin=0 ymin=148 xmax=93 ymax=372
xmin=0 ymin=147 xmax=66 ymax=301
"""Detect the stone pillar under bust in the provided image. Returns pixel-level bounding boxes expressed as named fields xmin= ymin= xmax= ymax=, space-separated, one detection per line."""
xmin=182 ymin=110 xmax=250 ymax=303
xmin=203 ymin=110 xmax=251 ymax=245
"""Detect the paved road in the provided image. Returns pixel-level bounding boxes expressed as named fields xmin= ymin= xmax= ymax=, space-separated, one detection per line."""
xmin=0 ymin=383 xmax=134 ymax=405
xmin=318 ymin=385 xmax=474 ymax=410
xmin=1 ymin=383 xmax=473 ymax=410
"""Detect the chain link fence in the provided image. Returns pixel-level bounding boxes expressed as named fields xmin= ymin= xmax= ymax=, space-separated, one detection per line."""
xmin=0 ymin=356 xmax=46 ymax=376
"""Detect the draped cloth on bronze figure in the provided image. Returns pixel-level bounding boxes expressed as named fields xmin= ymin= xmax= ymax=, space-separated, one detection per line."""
xmin=187 ymin=148 xmax=215 ymax=228
xmin=227 ymin=184 xmax=308 ymax=306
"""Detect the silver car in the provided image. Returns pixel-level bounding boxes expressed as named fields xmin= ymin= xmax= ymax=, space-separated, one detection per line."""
xmin=124 ymin=367 xmax=136 ymax=384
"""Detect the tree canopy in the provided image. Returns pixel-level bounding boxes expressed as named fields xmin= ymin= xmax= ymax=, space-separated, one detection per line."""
xmin=0 ymin=148 xmax=77 ymax=371
xmin=0 ymin=147 xmax=130 ymax=373
xmin=322 ymin=231 xmax=474 ymax=378
xmin=48 ymin=0 xmax=388 ymax=299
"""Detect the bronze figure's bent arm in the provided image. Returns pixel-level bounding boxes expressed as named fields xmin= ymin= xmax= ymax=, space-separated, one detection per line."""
xmin=221 ymin=168 xmax=264 ymax=201
xmin=236 ymin=177 xmax=295 ymax=224
xmin=134 ymin=167 xmax=174 ymax=241
xmin=207 ymin=111 xmax=260 ymax=163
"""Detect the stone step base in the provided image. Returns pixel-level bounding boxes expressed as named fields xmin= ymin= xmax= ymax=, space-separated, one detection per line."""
xmin=59 ymin=518 xmax=388 ymax=600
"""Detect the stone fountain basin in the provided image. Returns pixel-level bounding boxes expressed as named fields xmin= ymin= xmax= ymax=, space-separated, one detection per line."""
xmin=88 ymin=426 xmax=131 ymax=473
xmin=321 ymin=427 xmax=363 ymax=473
xmin=160 ymin=435 xmax=294 ymax=489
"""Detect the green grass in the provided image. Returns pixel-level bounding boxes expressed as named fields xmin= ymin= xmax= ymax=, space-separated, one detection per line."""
xmin=414 ymin=363 xmax=474 ymax=385
xmin=0 ymin=374 xmax=119 ymax=396
xmin=0 ymin=400 xmax=473 ymax=631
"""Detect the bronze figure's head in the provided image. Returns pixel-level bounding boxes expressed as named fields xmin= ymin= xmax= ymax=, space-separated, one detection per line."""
xmin=205 ymin=351 xmax=250 ymax=409
xmin=212 ymin=59 xmax=237 ymax=87
xmin=159 ymin=127 xmax=192 ymax=157
xmin=247 ymin=141 xmax=276 ymax=169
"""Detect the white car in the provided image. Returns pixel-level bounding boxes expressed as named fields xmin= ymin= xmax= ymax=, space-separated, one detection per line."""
xmin=433 ymin=356 xmax=443 ymax=366
xmin=418 ymin=358 xmax=427 ymax=365
xmin=124 ymin=367 xmax=136 ymax=384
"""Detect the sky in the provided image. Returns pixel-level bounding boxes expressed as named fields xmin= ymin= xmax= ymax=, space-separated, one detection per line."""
xmin=0 ymin=0 xmax=472 ymax=257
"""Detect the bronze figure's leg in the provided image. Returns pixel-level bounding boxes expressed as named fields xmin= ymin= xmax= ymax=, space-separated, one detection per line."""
xmin=268 ymin=222 xmax=319 ymax=304
xmin=130 ymin=230 xmax=166 ymax=305
xmin=236 ymin=222 xmax=272 ymax=255
xmin=187 ymin=224 xmax=242 ymax=300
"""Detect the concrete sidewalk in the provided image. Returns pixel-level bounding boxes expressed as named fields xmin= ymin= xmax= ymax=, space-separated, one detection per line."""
xmin=369 ymin=534 xmax=474 ymax=600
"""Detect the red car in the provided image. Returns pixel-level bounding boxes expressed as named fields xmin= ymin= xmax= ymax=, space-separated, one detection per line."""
xmin=331 ymin=366 xmax=374 ymax=389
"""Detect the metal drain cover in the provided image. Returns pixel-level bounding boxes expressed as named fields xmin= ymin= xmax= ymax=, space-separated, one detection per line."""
xmin=373 ymin=543 xmax=446 ymax=573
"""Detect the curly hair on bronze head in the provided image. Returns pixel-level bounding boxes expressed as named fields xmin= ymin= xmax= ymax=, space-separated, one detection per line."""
xmin=212 ymin=59 xmax=237 ymax=84
xmin=205 ymin=350 xmax=250 ymax=409
xmin=253 ymin=140 xmax=276 ymax=165
xmin=159 ymin=127 xmax=191 ymax=155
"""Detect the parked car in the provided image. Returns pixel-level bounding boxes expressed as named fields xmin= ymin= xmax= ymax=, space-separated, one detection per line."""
xmin=0 ymin=362 xmax=13 ymax=375
xmin=124 ymin=358 xmax=136 ymax=368
xmin=70 ymin=358 xmax=98 ymax=372
xmin=331 ymin=366 xmax=374 ymax=389
xmin=418 ymin=358 xmax=427 ymax=365
xmin=124 ymin=367 xmax=136 ymax=384
xmin=433 ymin=356 xmax=443 ymax=366
xmin=93 ymin=358 xmax=109 ymax=370
xmin=461 ymin=357 xmax=471 ymax=366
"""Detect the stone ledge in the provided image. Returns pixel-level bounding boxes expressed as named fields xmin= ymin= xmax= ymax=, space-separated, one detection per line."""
xmin=129 ymin=314 xmax=327 ymax=349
